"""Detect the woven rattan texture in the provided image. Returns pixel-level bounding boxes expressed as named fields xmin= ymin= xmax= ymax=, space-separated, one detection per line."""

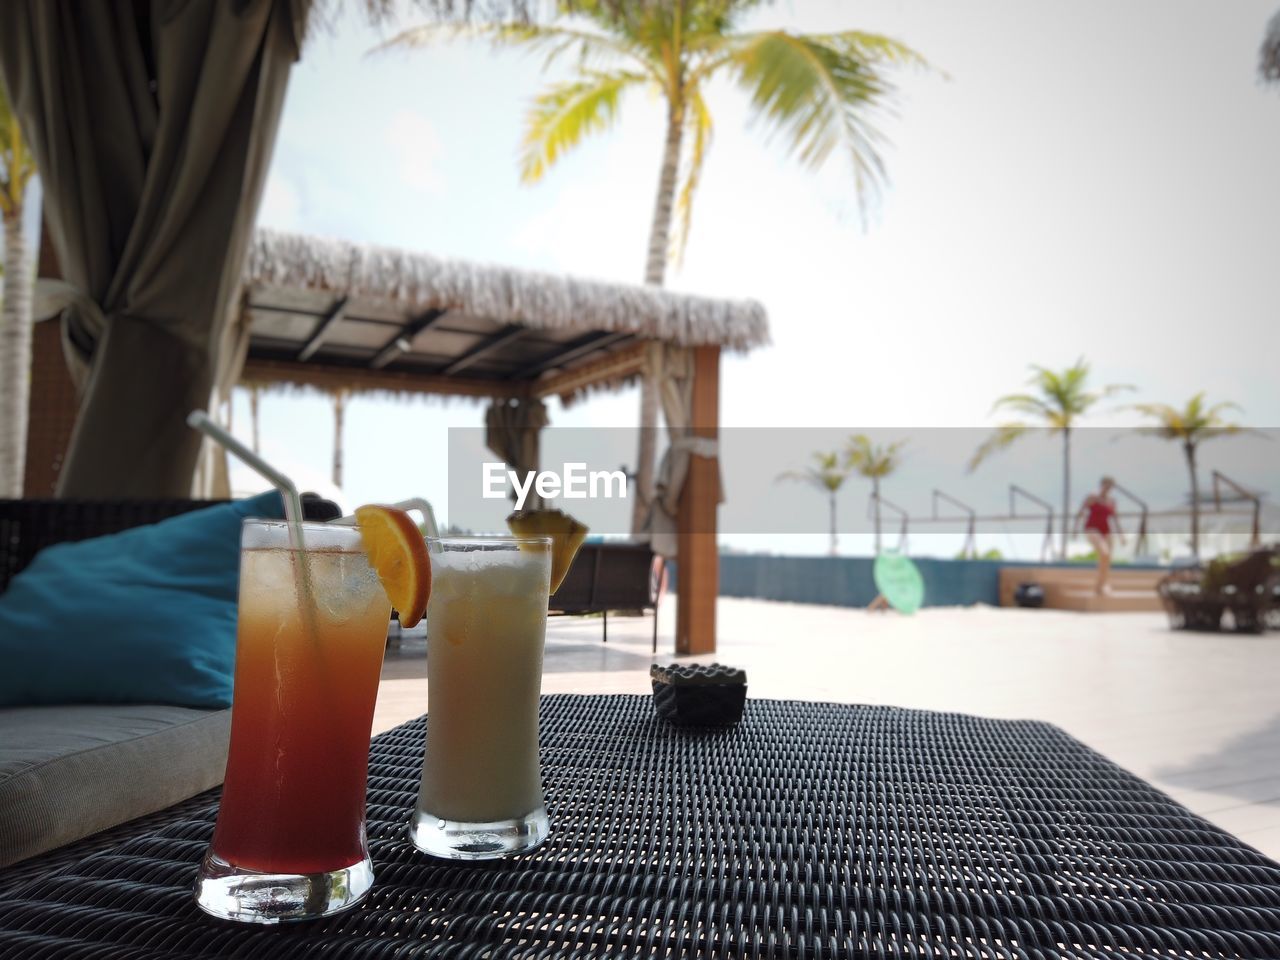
xmin=0 ymin=498 xmax=342 ymax=594
xmin=0 ymin=500 xmax=219 ymax=593
xmin=1 ymin=695 xmax=1278 ymax=959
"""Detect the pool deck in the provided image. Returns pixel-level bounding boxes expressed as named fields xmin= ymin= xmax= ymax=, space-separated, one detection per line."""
xmin=376 ymin=598 xmax=1280 ymax=862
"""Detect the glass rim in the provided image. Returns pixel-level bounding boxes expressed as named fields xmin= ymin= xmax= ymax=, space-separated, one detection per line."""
xmin=240 ymin=517 xmax=366 ymax=553
xmin=241 ymin=517 xmax=361 ymax=531
xmin=427 ymin=535 xmax=552 ymax=547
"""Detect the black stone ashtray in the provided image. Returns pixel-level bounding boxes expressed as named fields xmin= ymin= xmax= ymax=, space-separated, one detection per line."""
xmin=651 ymin=663 xmax=747 ymax=726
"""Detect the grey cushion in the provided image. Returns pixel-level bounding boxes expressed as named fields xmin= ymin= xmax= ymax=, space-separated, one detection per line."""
xmin=0 ymin=704 xmax=230 ymax=868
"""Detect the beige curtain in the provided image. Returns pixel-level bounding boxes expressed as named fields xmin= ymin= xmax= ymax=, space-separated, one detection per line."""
xmin=0 ymin=0 xmax=304 ymax=497
xmin=485 ymin=396 xmax=549 ymax=511
xmin=643 ymin=343 xmax=722 ymax=557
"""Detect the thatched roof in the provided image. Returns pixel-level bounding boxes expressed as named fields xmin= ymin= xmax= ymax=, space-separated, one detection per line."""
xmin=1263 ymin=10 xmax=1280 ymax=85
xmin=236 ymin=229 xmax=768 ymax=406
xmin=245 ymin=230 xmax=770 ymax=351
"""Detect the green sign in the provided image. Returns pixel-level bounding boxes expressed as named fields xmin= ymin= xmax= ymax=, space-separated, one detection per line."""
xmin=873 ymin=552 xmax=925 ymax=614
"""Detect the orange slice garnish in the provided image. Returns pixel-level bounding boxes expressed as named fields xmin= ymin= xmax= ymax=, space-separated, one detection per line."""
xmin=355 ymin=504 xmax=431 ymax=628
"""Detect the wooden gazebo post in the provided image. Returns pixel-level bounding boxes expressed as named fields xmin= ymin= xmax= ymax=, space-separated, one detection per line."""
xmin=676 ymin=345 xmax=720 ymax=655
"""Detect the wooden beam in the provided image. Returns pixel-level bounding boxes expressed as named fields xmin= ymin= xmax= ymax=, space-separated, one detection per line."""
xmin=297 ymin=297 xmax=349 ymax=362
xmin=531 ymin=341 xmax=646 ymax=399
xmin=242 ymin=357 xmax=527 ymax=401
xmin=510 ymin=331 xmax=632 ymax=380
xmin=676 ymin=346 xmax=720 ymax=656
xmin=442 ymin=324 xmax=526 ymax=376
xmin=370 ymin=308 xmax=449 ymax=369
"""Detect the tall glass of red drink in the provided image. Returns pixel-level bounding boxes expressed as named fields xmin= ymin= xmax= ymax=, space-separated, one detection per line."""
xmin=194 ymin=519 xmax=391 ymax=923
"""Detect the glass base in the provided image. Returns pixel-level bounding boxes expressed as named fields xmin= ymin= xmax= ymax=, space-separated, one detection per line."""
xmin=193 ymin=850 xmax=374 ymax=924
xmin=409 ymin=804 xmax=549 ymax=860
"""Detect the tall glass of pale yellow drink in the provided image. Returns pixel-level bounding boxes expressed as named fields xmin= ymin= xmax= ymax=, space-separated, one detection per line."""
xmin=411 ymin=537 xmax=552 ymax=858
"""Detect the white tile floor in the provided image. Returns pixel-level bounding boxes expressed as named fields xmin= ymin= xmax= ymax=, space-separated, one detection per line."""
xmin=376 ymin=598 xmax=1280 ymax=861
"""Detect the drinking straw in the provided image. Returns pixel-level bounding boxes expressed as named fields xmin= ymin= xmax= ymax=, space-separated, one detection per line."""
xmin=187 ymin=410 xmax=304 ymax=530
xmin=187 ymin=410 xmax=318 ymax=624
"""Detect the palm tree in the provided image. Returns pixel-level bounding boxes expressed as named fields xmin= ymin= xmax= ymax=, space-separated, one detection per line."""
xmin=777 ymin=451 xmax=851 ymax=556
xmin=1131 ymin=393 xmax=1246 ymax=561
xmin=845 ymin=434 xmax=905 ymax=555
xmin=968 ymin=359 xmax=1130 ymax=560
xmin=382 ymin=2 xmax=926 ymax=529
xmin=0 ymin=81 xmax=37 ymax=498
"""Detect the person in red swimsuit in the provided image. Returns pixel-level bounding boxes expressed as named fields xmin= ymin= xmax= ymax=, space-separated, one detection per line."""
xmin=1074 ymin=476 xmax=1124 ymax=594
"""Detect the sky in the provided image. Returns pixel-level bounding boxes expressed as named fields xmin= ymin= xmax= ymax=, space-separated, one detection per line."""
xmin=230 ymin=0 xmax=1280 ymax=556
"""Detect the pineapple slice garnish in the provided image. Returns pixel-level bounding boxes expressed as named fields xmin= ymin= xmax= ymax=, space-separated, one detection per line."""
xmin=506 ymin=508 xmax=589 ymax=595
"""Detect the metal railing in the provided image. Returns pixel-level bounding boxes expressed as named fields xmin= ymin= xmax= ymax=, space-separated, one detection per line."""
xmin=1009 ymin=484 xmax=1057 ymax=561
xmin=932 ymin=489 xmax=977 ymax=558
xmin=846 ymin=472 xmax=1268 ymax=560
xmin=1212 ymin=470 xmax=1263 ymax=547
xmin=1109 ymin=480 xmax=1150 ymax=556
xmin=869 ymin=492 xmax=910 ymax=554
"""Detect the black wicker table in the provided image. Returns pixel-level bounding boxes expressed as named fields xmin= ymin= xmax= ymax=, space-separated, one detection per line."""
xmin=1 ymin=695 xmax=1278 ymax=958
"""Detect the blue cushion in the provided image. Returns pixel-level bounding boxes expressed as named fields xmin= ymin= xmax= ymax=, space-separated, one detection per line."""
xmin=0 ymin=492 xmax=285 ymax=709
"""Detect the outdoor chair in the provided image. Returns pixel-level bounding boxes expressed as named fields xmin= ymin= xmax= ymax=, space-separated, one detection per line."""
xmin=0 ymin=496 xmax=339 ymax=870
xmin=1 ymin=499 xmax=216 ymax=595
xmin=549 ymin=541 xmax=663 ymax=652
xmin=0 ymin=496 xmax=341 ymax=594
xmin=1157 ymin=547 xmax=1279 ymax=634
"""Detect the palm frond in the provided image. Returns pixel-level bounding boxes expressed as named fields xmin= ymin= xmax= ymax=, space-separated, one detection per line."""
xmin=0 ymin=80 xmax=36 ymax=218
xmin=1130 ymin=393 xmax=1248 ymax=443
xmin=725 ymin=29 xmax=925 ymax=206
xmin=1136 ymin=391 xmax=1244 ymax=435
xmin=318 ymin=1 xmax=641 ymax=35
xmin=1008 ymin=360 xmax=1128 ymax=425
xmin=518 ymin=70 xmax=645 ymax=182
xmin=991 ymin=392 xmax=1052 ymax=420
xmin=777 ymin=450 xmax=849 ymax=493
xmin=373 ymin=20 xmax=646 ymax=75
xmin=809 ymin=30 xmax=929 ymax=69
xmin=845 ymin=434 xmax=906 ymax=478
xmin=1202 ymin=399 xmax=1244 ymax=421
xmin=968 ymin=422 xmax=1031 ymax=472
xmin=776 ymin=468 xmax=820 ymax=489
xmin=1129 ymin=402 xmax=1185 ymax=439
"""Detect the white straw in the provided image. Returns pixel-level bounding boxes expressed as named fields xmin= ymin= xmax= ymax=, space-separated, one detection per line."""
xmin=188 ymin=409 xmax=320 ymax=640
xmin=187 ymin=410 xmax=304 ymax=527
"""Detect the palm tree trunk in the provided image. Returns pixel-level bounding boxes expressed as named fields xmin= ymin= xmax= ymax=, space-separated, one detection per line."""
xmin=829 ymin=491 xmax=838 ymax=556
xmin=332 ymin=389 xmax=346 ymax=489
xmin=872 ymin=476 xmax=882 ymax=555
xmin=0 ymin=206 xmax=32 ymax=498
xmin=631 ymin=104 xmax=685 ymax=534
xmin=1185 ymin=441 xmax=1200 ymax=561
xmin=644 ymin=108 xmax=683 ymax=286
xmin=1061 ymin=427 xmax=1071 ymax=560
